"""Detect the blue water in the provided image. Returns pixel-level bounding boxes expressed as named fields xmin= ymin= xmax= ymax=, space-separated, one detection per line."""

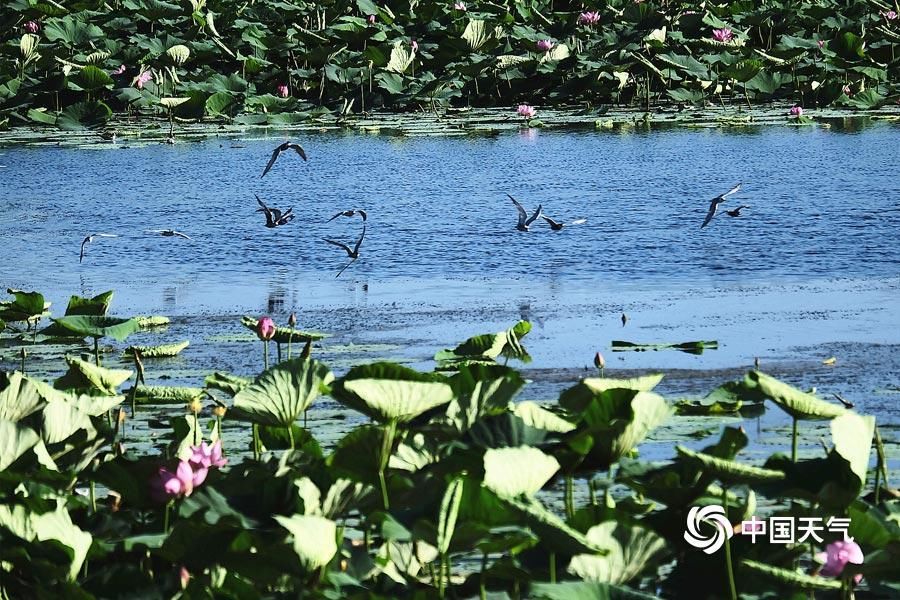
xmin=2 ymin=124 xmax=899 ymax=306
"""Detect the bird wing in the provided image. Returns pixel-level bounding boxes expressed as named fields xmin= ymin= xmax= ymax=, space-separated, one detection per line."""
xmin=569 ymin=218 xmax=587 ymax=225
xmin=261 ymin=146 xmax=282 ymax=178
xmin=324 ymin=238 xmax=353 ymax=256
xmin=270 ymin=207 xmax=283 ymax=221
xmin=255 ymin=195 xmax=269 ymax=212
xmin=358 ymin=209 xmax=367 ymax=221
xmin=80 ymin=237 xmax=89 ymax=263
xmin=541 ymin=215 xmax=561 ymax=228
xmin=526 ymin=204 xmax=543 ymax=226
xmin=326 ymin=211 xmax=344 ymax=223
xmin=721 ymin=182 xmax=742 ymax=198
xmin=288 ymin=143 xmax=308 ymax=161
xmin=172 ymin=231 xmax=192 ymax=239
xmin=700 ymin=201 xmax=718 ymax=228
xmin=94 ymin=233 xmax=118 ymax=238
xmin=352 ymin=224 xmax=367 ymax=255
xmin=335 ymin=258 xmax=356 ymax=278
xmin=507 ymin=194 xmax=528 ymax=226
xmin=146 ymin=229 xmax=165 ymax=234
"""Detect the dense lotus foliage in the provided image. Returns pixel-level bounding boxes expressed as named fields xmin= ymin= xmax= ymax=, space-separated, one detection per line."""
xmin=1 ymin=288 xmax=899 ymax=598
xmin=1 ymin=0 xmax=898 ymax=130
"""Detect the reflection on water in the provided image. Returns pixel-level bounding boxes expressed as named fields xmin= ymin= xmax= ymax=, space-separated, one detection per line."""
xmin=1 ymin=124 xmax=899 ymax=314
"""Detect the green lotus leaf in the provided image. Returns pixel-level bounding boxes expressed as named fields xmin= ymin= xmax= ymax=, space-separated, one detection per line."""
xmin=746 ymin=371 xmax=845 ymax=420
xmin=445 ymin=364 xmax=524 ymax=431
xmin=205 ymin=91 xmax=233 ymax=116
xmin=56 ymin=100 xmax=112 ymax=130
xmin=0 ymin=289 xmax=47 ymax=322
xmin=274 ymin=514 xmax=338 ymax=571
xmin=0 ymin=419 xmax=41 ymax=471
xmin=331 ymin=362 xmax=452 ymax=423
xmin=65 ymin=290 xmax=113 ymax=316
xmin=741 ymin=559 xmax=841 ymax=590
xmin=232 ymin=358 xmax=333 ymax=427
xmin=503 ymin=496 xmax=604 ymax=555
xmin=386 ymin=41 xmax=414 ymax=73
xmin=568 ymin=522 xmax=668 ymax=585
xmin=166 ymin=44 xmax=190 ymax=65
xmin=530 ymin=581 xmax=662 ymax=599
xmin=204 ymin=371 xmax=251 ymax=396
xmin=514 ymin=401 xmax=576 ymax=433
xmin=44 ymin=16 xmax=104 ymax=47
xmin=484 ymin=446 xmax=560 ymax=498
xmin=125 ymin=340 xmax=189 ymax=358
xmin=328 ymin=425 xmax=384 ymax=485
xmin=240 ymin=316 xmax=328 ymax=343
xmin=51 ymin=315 xmax=141 ymax=341
xmin=437 ymin=477 xmax=464 ymax=555
xmin=466 ymin=411 xmax=551 ymax=448
xmin=0 ymin=372 xmax=46 ymax=422
xmin=136 ymin=315 xmax=171 ymax=328
xmin=72 ymin=65 xmax=113 ymax=91
xmin=462 ymin=19 xmax=494 ymax=51
xmin=676 ymin=445 xmax=786 ymax=484
xmin=55 ymin=356 xmax=132 ymax=395
xmin=830 ymin=412 xmax=875 ymax=487
xmin=435 ymin=321 xmax=532 ymax=366
xmin=29 ymin=378 xmax=123 ymax=417
xmin=159 ymin=97 xmax=190 ymax=109
xmin=0 ymin=500 xmax=92 ymax=581
xmin=41 ymin=399 xmax=95 ymax=444
xmin=129 ymin=385 xmax=204 ymax=404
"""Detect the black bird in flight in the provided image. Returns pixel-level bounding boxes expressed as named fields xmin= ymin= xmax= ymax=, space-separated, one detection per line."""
xmin=80 ymin=233 xmax=118 ymax=263
xmin=700 ymin=183 xmax=742 ymax=228
xmin=726 ymin=205 xmax=750 ymax=218
xmin=323 ymin=224 xmax=366 ymax=278
xmin=147 ymin=229 xmax=192 ymax=239
xmin=261 ymin=141 xmax=307 ymax=178
xmin=507 ymin=194 xmax=542 ymax=231
xmin=255 ymin=195 xmax=294 ymax=228
xmin=326 ymin=209 xmax=367 ymax=223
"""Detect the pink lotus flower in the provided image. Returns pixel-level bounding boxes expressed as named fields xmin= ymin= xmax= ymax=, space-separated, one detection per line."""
xmin=789 ymin=105 xmax=803 ymax=116
xmin=256 ymin=316 xmax=276 ymax=341
xmin=276 ymin=84 xmax=289 ymax=98
xmin=453 ymin=2 xmax=466 ymax=10
xmin=816 ymin=538 xmax=864 ymax=583
xmin=135 ymin=70 xmax=153 ymax=89
xmin=578 ymin=11 xmax=601 ymax=26
xmin=842 ymin=85 xmax=852 ymax=96
xmin=536 ymin=39 xmax=554 ymax=52
xmin=179 ymin=566 xmax=190 ymax=589
xmin=111 ymin=64 xmax=126 ymax=76
xmin=367 ymin=14 xmax=376 ymax=24
xmin=712 ymin=28 xmax=734 ymax=43
xmin=153 ymin=460 xmax=206 ymax=501
xmin=881 ymin=10 xmax=898 ymax=20
xmin=23 ymin=20 xmax=40 ymax=33
xmin=817 ymin=39 xmax=825 ymax=49
xmin=189 ymin=440 xmax=227 ymax=469
xmin=411 ymin=40 xmax=419 ymax=52
xmin=517 ymin=104 xmax=536 ymax=119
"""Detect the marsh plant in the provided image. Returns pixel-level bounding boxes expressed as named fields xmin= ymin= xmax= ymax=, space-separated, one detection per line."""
xmin=0 ymin=1 xmax=897 ymax=130
xmin=0 ymin=288 xmax=897 ymax=598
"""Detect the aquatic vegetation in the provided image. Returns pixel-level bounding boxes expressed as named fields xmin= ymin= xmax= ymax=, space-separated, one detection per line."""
xmin=0 ymin=291 xmax=898 ymax=598
xmin=2 ymin=0 xmax=897 ymax=131
xmin=611 ymin=339 xmax=718 ymax=354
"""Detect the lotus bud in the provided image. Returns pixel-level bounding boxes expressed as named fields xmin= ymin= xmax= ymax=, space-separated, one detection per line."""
xmin=288 ymin=312 xmax=297 ymax=328
xmin=367 ymin=14 xmax=376 ymax=23
xmin=593 ymin=351 xmax=605 ymax=370
xmin=108 ymin=490 xmax=122 ymax=512
xmin=411 ymin=39 xmax=419 ymax=52
xmin=789 ymin=105 xmax=803 ymax=116
xmin=213 ymin=405 xmax=227 ymax=418
xmin=536 ymin=39 xmax=554 ymax=52
xmin=180 ymin=566 xmax=191 ymax=589
xmin=188 ymin=398 xmax=203 ymax=414
xmin=816 ymin=538 xmax=864 ymax=583
xmin=256 ymin=316 xmax=276 ymax=341
xmin=276 ymin=84 xmax=289 ymax=98
xmin=453 ymin=2 xmax=466 ymax=11
xmin=23 ymin=21 xmax=40 ymax=33
xmin=117 ymin=408 xmax=127 ymax=425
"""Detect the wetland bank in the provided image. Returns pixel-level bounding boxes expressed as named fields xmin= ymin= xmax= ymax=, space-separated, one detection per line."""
xmin=1 ymin=120 xmax=899 ymax=599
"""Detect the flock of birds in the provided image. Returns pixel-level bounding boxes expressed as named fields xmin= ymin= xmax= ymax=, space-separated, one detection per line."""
xmin=78 ymin=140 xmax=751 ymax=275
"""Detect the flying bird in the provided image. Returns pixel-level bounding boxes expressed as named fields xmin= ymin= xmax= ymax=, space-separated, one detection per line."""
xmin=256 ymin=195 xmax=295 ymax=228
xmin=261 ymin=141 xmax=307 ymax=178
xmin=80 ymin=233 xmax=118 ymax=263
xmin=147 ymin=229 xmax=191 ymax=240
xmin=323 ymin=224 xmax=366 ymax=278
xmin=541 ymin=215 xmax=587 ymax=231
xmin=700 ymin=183 xmax=742 ymax=228
xmin=507 ymin=194 xmax=542 ymax=231
xmin=726 ymin=205 xmax=751 ymax=217
xmin=326 ymin=209 xmax=367 ymax=223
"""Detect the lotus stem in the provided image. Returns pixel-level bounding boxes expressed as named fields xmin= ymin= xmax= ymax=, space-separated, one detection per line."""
xmin=428 ymin=562 xmax=438 ymax=592
xmin=163 ymin=500 xmax=172 ymax=534
xmin=378 ymin=420 xmax=397 ymax=510
xmin=193 ymin=412 xmax=200 ymax=446
xmin=93 ymin=337 xmax=101 ymax=366
xmin=20 ymin=348 xmax=26 ymax=373
xmin=722 ymin=486 xmax=737 ymax=600
xmin=791 ymin=417 xmax=798 ymax=463
xmin=89 ymin=481 xmax=96 ymax=514
xmin=276 ymin=342 xmax=282 ymax=363
xmin=263 ymin=340 xmax=269 ymax=371
xmin=874 ymin=426 xmax=887 ymax=504
xmin=287 ymin=423 xmax=295 ymax=450
xmin=564 ymin=475 xmax=575 ymax=519
xmin=287 ymin=328 xmax=294 ymax=360
xmin=479 ymin=552 xmax=488 ymax=600
xmin=549 ymin=552 xmax=556 ymax=583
